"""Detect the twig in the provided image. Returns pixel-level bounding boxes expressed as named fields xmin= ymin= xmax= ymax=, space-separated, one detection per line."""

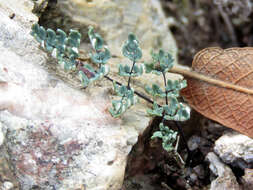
xmin=170 ymin=66 xmax=253 ymax=95
xmin=173 ymin=136 xmax=185 ymax=167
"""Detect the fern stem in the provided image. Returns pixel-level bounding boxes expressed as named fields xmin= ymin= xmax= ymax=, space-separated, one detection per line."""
xmin=174 ymin=121 xmax=192 ymax=165
xmin=171 ymin=66 xmax=253 ymax=95
xmin=127 ymin=60 xmax=136 ymax=89
xmin=104 ymin=75 xmax=154 ymax=104
xmin=162 ymin=72 xmax=168 ymax=105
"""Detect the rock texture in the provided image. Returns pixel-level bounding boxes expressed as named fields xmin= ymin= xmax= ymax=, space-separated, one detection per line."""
xmin=0 ymin=123 xmax=4 ymax=146
xmin=0 ymin=0 xmax=154 ymax=189
xmin=42 ymin=0 xmax=177 ymax=60
xmin=214 ymin=131 xmax=253 ymax=168
xmin=206 ymin=152 xmax=240 ymax=190
xmin=213 ymin=131 xmax=253 ymax=189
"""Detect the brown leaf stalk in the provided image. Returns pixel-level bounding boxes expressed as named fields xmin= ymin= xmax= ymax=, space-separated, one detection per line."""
xmin=170 ymin=65 xmax=253 ymax=95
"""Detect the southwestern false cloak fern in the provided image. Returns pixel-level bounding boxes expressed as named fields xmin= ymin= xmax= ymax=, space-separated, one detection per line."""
xmin=109 ymin=34 xmax=143 ymax=117
xmin=31 ymin=23 xmax=81 ymax=72
xmin=151 ymin=123 xmax=178 ymax=152
xmin=78 ymin=26 xmax=111 ymax=87
xmin=31 ymin=24 xmax=190 ymax=155
xmin=145 ymin=49 xmax=174 ymax=75
xmin=88 ymin=26 xmax=111 ymax=65
xmin=144 ymin=50 xmax=190 ymax=122
xmin=145 ymin=49 xmax=190 ymax=152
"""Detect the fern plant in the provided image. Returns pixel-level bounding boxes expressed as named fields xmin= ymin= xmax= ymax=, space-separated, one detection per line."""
xmin=78 ymin=26 xmax=111 ymax=86
xmin=31 ymin=24 xmax=190 ymax=163
xmin=109 ymin=34 xmax=143 ymax=117
xmin=76 ymin=26 xmax=111 ymax=87
xmin=31 ymin=24 xmax=110 ymax=87
xmin=145 ymin=49 xmax=190 ymax=153
xmin=31 ymin=23 xmax=81 ymax=72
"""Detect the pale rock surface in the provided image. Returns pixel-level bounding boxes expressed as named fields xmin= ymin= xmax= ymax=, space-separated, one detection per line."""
xmin=52 ymin=0 xmax=178 ymax=60
xmin=0 ymin=123 xmax=4 ymax=146
xmin=1 ymin=181 xmax=14 ymax=190
xmin=0 ymin=0 xmax=152 ymax=189
xmin=214 ymin=131 xmax=253 ymax=167
xmin=206 ymin=152 xmax=240 ymax=190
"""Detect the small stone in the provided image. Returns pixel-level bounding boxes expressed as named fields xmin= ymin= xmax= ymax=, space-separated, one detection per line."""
xmin=187 ymin=135 xmax=203 ymax=151
xmin=206 ymin=152 xmax=240 ymax=190
xmin=187 ymin=135 xmax=211 ymax=154
xmin=189 ymin=173 xmax=198 ymax=184
xmin=193 ymin=165 xmax=205 ymax=179
xmin=214 ymin=131 xmax=253 ymax=167
xmin=1 ymin=181 xmax=14 ymax=190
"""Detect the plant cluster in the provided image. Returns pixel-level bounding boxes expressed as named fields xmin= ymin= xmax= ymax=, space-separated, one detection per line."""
xmin=109 ymin=34 xmax=143 ymax=117
xmin=143 ymin=50 xmax=190 ymax=151
xmin=31 ymin=24 xmax=110 ymax=87
xmin=79 ymin=27 xmax=110 ymax=87
xmin=31 ymin=24 xmax=190 ymax=159
xmin=31 ymin=24 xmax=81 ymax=71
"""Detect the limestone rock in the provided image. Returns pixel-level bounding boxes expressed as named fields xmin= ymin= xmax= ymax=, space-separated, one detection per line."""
xmin=47 ymin=0 xmax=177 ymax=60
xmin=0 ymin=0 xmax=151 ymax=189
xmin=0 ymin=147 xmax=19 ymax=189
xmin=206 ymin=152 xmax=240 ymax=190
xmin=1 ymin=181 xmax=14 ymax=190
xmin=0 ymin=123 xmax=4 ymax=146
xmin=214 ymin=131 xmax=253 ymax=168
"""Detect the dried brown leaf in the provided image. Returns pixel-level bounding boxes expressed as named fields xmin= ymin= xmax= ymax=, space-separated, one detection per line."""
xmin=181 ymin=47 xmax=253 ymax=138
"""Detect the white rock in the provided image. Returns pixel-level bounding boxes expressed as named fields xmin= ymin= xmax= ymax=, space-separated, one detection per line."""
xmin=1 ymin=181 xmax=14 ymax=190
xmin=0 ymin=0 xmax=152 ymax=190
xmin=206 ymin=152 xmax=240 ymax=190
xmin=0 ymin=123 xmax=4 ymax=146
xmin=57 ymin=0 xmax=178 ymax=60
xmin=214 ymin=131 xmax=253 ymax=165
